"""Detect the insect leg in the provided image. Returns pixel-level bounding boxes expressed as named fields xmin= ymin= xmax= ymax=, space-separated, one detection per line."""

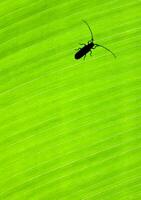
xmin=83 ymin=54 xmax=86 ymax=60
xmin=90 ymin=50 xmax=92 ymax=56
xmin=79 ymin=43 xmax=85 ymax=46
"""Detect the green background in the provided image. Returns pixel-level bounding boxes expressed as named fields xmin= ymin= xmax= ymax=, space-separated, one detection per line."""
xmin=0 ymin=0 xmax=141 ymax=199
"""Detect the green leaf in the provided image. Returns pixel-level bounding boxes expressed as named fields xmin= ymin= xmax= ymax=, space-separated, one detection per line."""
xmin=0 ymin=0 xmax=140 ymax=199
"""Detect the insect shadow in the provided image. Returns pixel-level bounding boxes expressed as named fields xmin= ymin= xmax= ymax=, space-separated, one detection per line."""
xmin=74 ymin=20 xmax=116 ymax=60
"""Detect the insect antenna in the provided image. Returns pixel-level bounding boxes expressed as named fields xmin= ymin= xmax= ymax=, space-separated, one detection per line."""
xmin=95 ymin=44 xmax=116 ymax=58
xmin=82 ymin=20 xmax=94 ymax=42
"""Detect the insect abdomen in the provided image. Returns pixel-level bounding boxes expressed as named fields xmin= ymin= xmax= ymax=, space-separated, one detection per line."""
xmin=75 ymin=45 xmax=91 ymax=59
xmin=75 ymin=50 xmax=85 ymax=59
xmin=75 ymin=43 xmax=94 ymax=59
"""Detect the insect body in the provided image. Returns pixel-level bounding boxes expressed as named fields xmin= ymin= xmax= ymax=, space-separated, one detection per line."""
xmin=75 ymin=20 xmax=116 ymax=60
xmin=75 ymin=42 xmax=94 ymax=59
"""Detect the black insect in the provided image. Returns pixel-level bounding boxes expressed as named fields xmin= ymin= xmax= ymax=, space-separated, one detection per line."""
xmin=75 ymin=20 xmax=116 ymax=60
